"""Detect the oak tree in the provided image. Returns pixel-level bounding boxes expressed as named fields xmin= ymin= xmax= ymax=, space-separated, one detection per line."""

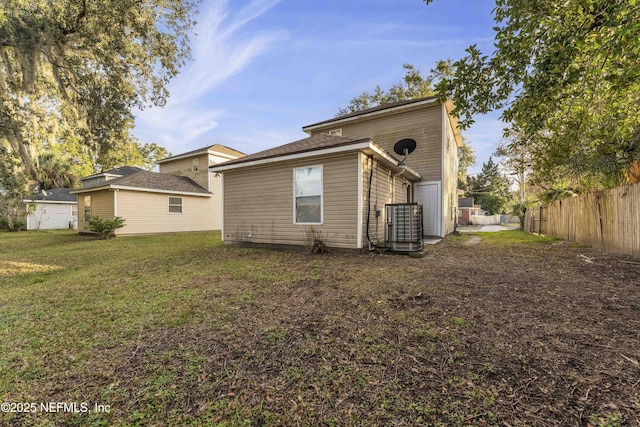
xmin=0 ymin=0 xmax=196 ymax=196
xmin=425 ymin=0 xmax=640 ymax=190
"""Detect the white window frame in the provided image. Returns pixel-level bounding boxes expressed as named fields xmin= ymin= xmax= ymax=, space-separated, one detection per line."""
xmin=192 ymin=158 xmax=199 ymax=172
xmin=83 ymin=196 xmax=91 ymax=222
xmin=168 ymin=196 xmax=183 ymax=214
xmin=293 ymin=165 xmax=323 ymax=225
xmin=328 ymin=128 xmax=342 ymax=136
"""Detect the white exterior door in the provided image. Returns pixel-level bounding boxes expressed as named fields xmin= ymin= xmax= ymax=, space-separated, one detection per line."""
xmin=416 ymin=182 xmax=441 ymax=237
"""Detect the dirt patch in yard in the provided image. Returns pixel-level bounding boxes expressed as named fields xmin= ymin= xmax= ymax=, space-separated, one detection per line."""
xmin=7 ymin=232 xmax=640 ymax=426
xmin=103 ymin=234 xmax=640 ymax=426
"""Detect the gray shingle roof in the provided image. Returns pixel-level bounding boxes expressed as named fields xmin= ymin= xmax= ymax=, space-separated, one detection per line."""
xmin=25 ymin=188 xmax=76 ymax=202
xmin=210 ymin=134 xmax=371 ymax=168
xmin=458 ymin=197 xmax=475 ymax=208
xmin=77 ymin=170 xmax=210 ymax=195
xmin=81 ymin=166 xmax=144 ymax=181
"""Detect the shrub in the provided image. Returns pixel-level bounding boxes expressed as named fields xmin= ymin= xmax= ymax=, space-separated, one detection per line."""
xmin=304 ymin=226 xmax=327 ymax=254
xmin=87 ymin=216 xmax=126 ymax=239
xmin=0 ymin=216 xmax=25 ymax=232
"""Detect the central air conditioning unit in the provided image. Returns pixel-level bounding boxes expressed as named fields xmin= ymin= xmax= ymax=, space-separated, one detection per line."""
xmin=386 ymin=203 xmax=423 ymax=252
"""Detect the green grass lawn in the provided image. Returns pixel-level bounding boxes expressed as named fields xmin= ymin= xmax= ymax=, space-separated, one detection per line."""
xmin=1 ymin=230 xmax=637 ymax=426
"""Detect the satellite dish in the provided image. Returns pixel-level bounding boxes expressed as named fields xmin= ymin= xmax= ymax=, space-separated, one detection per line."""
xmin=394 ymin=138 xmax=417 ymax=156
xmin=393 ymin=138 xmax=417 ymax=166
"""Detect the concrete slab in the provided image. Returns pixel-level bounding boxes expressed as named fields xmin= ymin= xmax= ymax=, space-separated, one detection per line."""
xmin=423 ymin=238 xmax=442 ymax=245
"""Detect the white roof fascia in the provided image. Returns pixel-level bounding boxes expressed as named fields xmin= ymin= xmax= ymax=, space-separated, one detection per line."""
xmin=302 ymin=98 xmax=438 ymax=134
xmin=155 ymin=150 xmax=208 ymax=164
xmin=23 ymin=200 xmax=77 ymax=204
xmin=156 ymin=148 xmax=241 ymax=165
xmin=363 ymin=143 xmax=422 ymax=181
xmin=80 ymin=172 xmax=122 ymax=181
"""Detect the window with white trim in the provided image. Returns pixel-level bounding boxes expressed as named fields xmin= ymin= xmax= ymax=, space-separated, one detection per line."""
xmin=293 ymin=165 xmax=322 ymax=224
xmin=168 ymin=197 xmax=183 ymax=214
xmin=328 ymin=128 xmax=342 ymax=136
xmin=83 ymin=196 xmax=91 ymax=222
xmin=192 ymin=158 xmax=199 ymax=172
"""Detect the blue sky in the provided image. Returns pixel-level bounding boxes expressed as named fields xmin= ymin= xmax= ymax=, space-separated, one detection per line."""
xmin=133 ymin=0 xmax=502 ymax=174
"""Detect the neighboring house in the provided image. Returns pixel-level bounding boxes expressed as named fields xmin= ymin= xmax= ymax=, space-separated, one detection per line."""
xmin=70 ymin=168 xmax=213 ymax=235
xmin=23 ymin=188 xmax=77 ymax=230
xmin=70 ymin=145 xmax=244 ymax=236
xmin=457 ymin=197 xmax=482 ymax=225
xmin=210 ymin=96 xmax=462 ymax=249
xmin=156 ymin=144 xmax=245 ymax=231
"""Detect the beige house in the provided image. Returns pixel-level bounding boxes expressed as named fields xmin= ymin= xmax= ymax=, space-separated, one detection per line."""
xmin=71 ymin=145 xmax=244 ymax=235
xmin=156 ymin=144 xmax=245 ymax=230
xmin=210 ymin=97 xmax=462 ymax=249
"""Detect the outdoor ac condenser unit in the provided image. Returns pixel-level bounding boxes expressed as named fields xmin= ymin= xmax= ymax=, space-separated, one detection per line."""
xmin=385 ymin=203 xmax=423 ymax=252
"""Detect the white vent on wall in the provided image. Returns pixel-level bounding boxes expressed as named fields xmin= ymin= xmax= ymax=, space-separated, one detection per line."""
xmin=328 ymin=129 xmax=342 ymax=136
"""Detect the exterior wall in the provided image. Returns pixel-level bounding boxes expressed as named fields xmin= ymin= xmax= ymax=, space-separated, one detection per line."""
xmin=81 ymin=176 xmax=106 ymax=188
xmin=361 ymin=156 xmax=410 ymax=246
xmin=25 ymin=202 xmax=77 ymax=230
xmin=159 ymin=153 xmax=210 ymax=190
xmin=159 ymin=153 xmax=225 ymax=230
xmin=442 ymin=108 xmax=459 ymax=235
xmin=77 ymin=190 xmax=114 ymax=231
xmin=308 ymin=104 xmax=459 ymax=237
xmin=115 ymin=190 xmax=214 ymax=235
xmin=222 ymin=153 xmax=360 ymax=249
xmin=209 ymin=173 xmax=223 ymax=230
xmin=309 ymin=106 xmax=443 ymax=182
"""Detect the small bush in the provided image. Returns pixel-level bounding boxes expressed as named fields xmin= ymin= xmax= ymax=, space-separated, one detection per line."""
xmin=304 ymin=226 xmax=327 ymax=254
xmin=87 ymin=216 xmax=126 ymax=239
xmin=0 ymin=216 xmax=25 ymax=232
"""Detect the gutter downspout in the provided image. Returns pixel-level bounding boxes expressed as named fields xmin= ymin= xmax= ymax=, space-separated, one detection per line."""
xmin=391 ymin=169 xmax=406 ymax=204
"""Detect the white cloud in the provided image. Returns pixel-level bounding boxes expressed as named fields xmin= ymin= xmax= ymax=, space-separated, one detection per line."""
xmin=133 ymin=0 xmax=287 ymax=153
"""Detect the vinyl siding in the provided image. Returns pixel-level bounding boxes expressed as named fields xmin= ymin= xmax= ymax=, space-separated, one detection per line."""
xmin=77 ymin=190 xmax=114 ymax=231
xmin=159 ymin=153 xmax=225 ymax=229
xmin=309 ymin=106 xmax=443 ymax=181
xmin=442 ymin=109 xmax=459 ymax=235
xmin=209 ymin=173 xmax=223 ymax=230
xmin=222 ymin=153 xmax=360 ymax=248
xmin=26 ymin=202 xmax=76 ymax=230
xmin=360 ymin=156 xmax=410 ymax=246
xmin=159 ymin=153 xmax=210 ymax=190
xmin=115 ymin=190 xmax=214 ymax=235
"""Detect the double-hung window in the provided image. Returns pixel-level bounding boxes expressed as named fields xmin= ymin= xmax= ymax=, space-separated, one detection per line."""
xmin=293 ymin=165 xmax=322 ymax=224
xmin=168 ymin=197 xmax=183 ymax=214
xmin=83 ymin=196 xmax=91 ymax=222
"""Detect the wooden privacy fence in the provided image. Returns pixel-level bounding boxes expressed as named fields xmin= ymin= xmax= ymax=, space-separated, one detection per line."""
xmin=525 ymin=183 xmax=640 ymax=257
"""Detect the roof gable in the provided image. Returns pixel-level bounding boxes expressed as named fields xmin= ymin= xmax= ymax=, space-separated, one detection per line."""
xmin=156 ymin=144 xmax=245 ymax=164
xmin=302 ymin=96 xmax=440 ymax=131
